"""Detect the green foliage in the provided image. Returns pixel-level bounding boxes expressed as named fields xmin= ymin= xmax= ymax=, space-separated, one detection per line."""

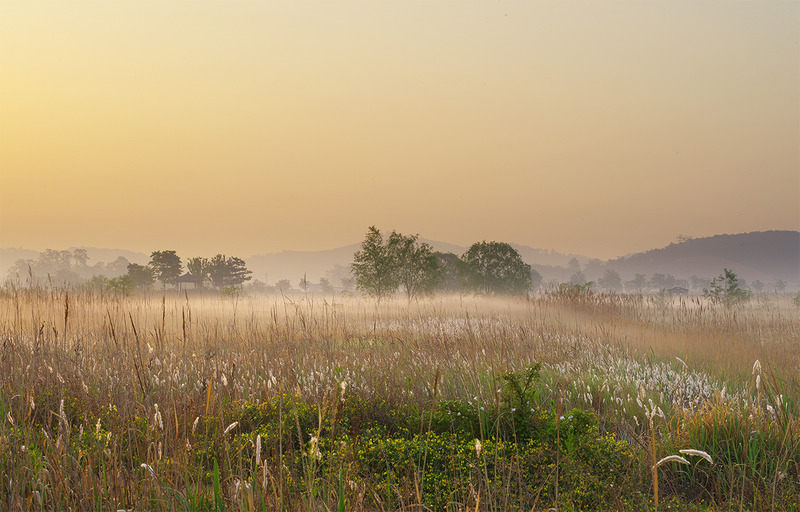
xmin=213 ymin=458 xmax=226 ymax=512
xmin=460 ymin=241 xmax=532 ymax=295
xmin=105 ymin=275 xmax=134 ymax=296
xmin=557 ymin=281 xmax=595 ymax=302
xmin=86 ymin=274 xmax=109 ymax=291
xmin=703 ymin=268 xmax=752 ymax=306
xmin=351 ymin=226 xmax=442 ymax=300
xmin=351 ymin=226 xmax=400 ymax=299
xmin=219 ymin=285 xmax=241 ymax=299
xmin=390 ymin=231 xmax=442 ymax=300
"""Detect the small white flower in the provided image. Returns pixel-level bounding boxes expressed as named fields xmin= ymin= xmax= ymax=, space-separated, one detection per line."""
xmin=474 ymin=439 xmax=482 ymax=457
xmin=141 ymin=463 xmax=156 ymax=478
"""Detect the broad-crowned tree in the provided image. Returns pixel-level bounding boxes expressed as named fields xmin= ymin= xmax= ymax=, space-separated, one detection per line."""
xmin=149 ymin=250 xmax=182 ymax=287
xmin=460 ymin=241 xmax=532 ymax=295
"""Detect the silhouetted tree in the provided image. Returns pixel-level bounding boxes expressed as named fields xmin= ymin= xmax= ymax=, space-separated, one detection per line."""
xmin=319 ymin=278 xmax=335 ymax=294
xmin=598 ymin=269 xmax=623 ymax=292
xmin=460 ymin=241 xmax=532 ymax=295
xmin=625 ymin=273 xmax=647 ymax=293
xmin=73 ymin=248 xmax=89 ymax=267
xmin=105 ymin=256 xmax=130 ymax=277
xmin=126 ymin=263 xmax=154 ymax=288
xmin=435 ymin=252 xmax=463 ymax=293
xmin=569 ymin=271 xmax=589 ymax=287
xmin=530 ymin=267 xmax=543 ymax=291
xmin=187 ymin=257 xmax=210 ymax=288
xmin=226 ymin=257 xmax=253 ymax=286
xmin=208 ymin=254 xmax=252 ymax=288
xmin=149 ymin=250 xmax=182 ymax=287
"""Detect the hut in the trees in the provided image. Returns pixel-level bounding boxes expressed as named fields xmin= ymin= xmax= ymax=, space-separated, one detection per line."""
xmin=176 ymin=272 xmax=205 ymax=290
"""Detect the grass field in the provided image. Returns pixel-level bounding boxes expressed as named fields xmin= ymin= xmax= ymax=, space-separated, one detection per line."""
xmin=1 ymin=286 xmax=798 ymax=511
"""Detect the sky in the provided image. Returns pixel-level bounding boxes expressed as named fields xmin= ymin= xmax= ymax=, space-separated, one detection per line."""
xmin=1 ymin=1 xmax=798 ymax=260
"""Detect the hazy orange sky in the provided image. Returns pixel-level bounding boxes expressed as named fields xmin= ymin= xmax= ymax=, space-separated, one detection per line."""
xmin=1 ymin=1 xmax=798 ymax=260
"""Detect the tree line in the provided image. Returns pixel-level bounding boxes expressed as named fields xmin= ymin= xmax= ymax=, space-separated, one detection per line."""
xmin=351 ymin=226 xmax=540 ymax=299
xmin=122 ymin=251 xmax=253 ymax=291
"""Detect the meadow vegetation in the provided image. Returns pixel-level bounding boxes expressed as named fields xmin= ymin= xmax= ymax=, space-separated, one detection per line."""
xmin=0 ymin=286 xmax=798 ymax=511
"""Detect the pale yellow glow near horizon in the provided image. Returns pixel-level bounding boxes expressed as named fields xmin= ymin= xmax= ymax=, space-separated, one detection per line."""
xmin=1 ymin=1 xmax=798 ymax=260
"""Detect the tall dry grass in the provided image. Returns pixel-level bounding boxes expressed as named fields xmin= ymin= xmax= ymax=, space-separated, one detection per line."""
xmin=0 ymin=285 xmax=798 ymax=510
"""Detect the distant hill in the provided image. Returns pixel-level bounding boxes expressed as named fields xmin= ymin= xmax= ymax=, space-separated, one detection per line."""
xmin=71 ymin=247 xmax=150 ymax=266
xmin=246 ymin=244 xmax=360 ymax=284
xmin=608 ymin=231 xmax=799 ymax=285
xmin=0 ymin=247 xmax=40 ymax=274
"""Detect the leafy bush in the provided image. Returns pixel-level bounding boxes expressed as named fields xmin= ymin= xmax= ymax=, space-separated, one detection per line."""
xmin=703 ymin=269 xmax=751 ymax=306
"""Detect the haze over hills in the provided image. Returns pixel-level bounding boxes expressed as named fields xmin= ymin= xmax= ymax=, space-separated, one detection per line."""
xmin=2 ymin=231 xmax=798 ymax=290
xmin=607 ymin=231 xmax=799 ymax=285
xmin=244 ymin=239 xmax=592 ymax=286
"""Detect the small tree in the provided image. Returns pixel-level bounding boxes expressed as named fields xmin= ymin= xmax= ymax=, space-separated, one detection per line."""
xmin=598 ymin=268 xmax=623 ymax=292
xmin=319 ymin=278 xmax=335 ymax=294
xmin=625 ymin=273 xmax=647 ymax=293
xmin=435 ymin=252 xmax=464 ymax=293
xmin=389 ymin=232 xmax=442 ymax=300
xmin=460 ymin=241 xmax=532 ymax=295
xmin=208 ymin=254 xmax=252 ymax=288
xmin=569 ymin=270 xmax=589 ymax=287
xmin=126 ymin=263 xmax=154 ymax=289
xmin=351 ymin=226 xmax=400 ymax=299
xmin=209 ymin=254 xmax=229 ymax=288
xmin=187 ymin=257 xmax=210 ymax=288
xmin=703 ymin=269 xmax=752 ymax=306
xmin=226 ymin=257 xmax=253 ymax=286
xmin=149 ymin=250 xmax=182 ymax=288
xmin=106 ymin=275 xmax=134 ymax=296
